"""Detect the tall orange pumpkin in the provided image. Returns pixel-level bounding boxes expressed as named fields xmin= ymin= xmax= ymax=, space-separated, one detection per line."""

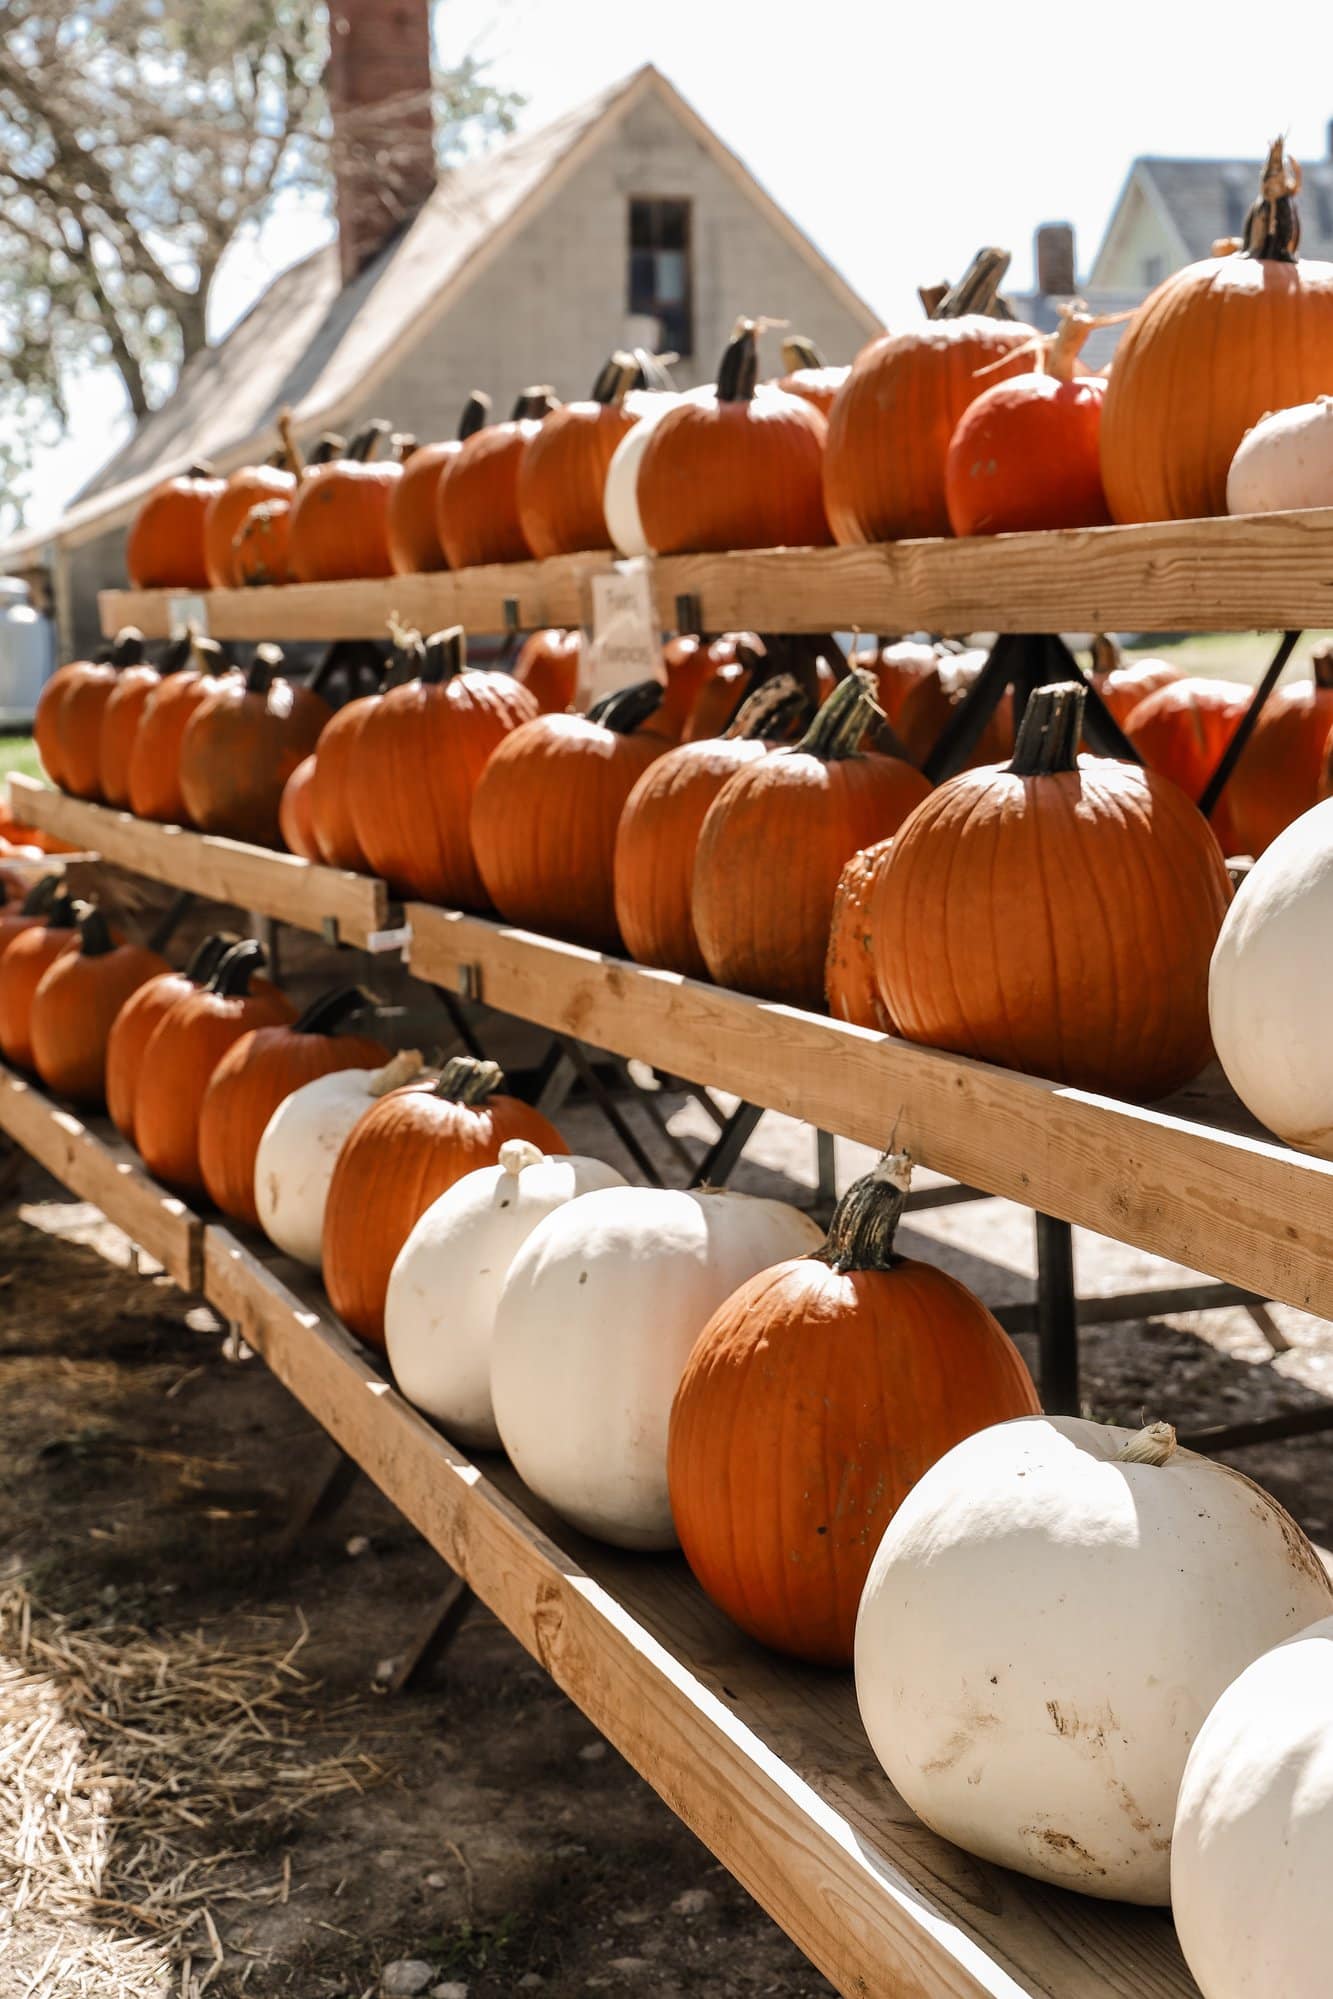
xmin=471 ymin=681 xmax=669 ymax=951
xmin=0 ymin=889 xmax=85 ymax=1070
xmin=287 ymin=423 xmax=399 ymax=583
xmin=34 ymin=630 xmax=140 ymax=792
xmin=637 ymin=322 xmax=830 ymax=554
xmin=823 ymin=248 xmax=1037 ymax=543
xmin=127 ymin=634 xmax=234 ymax=824
xmin=517 ymin=352 xmax=667 ymax=559
xmin=322 ymin=1056 xmax=568 ymax=1348
xmin=1101 ymin=141 xmax=1333 ymax=521
xmin=126 ymin=465 xmax=226 ymax=589
xmin=105 ymin=934 xmax=235 ymax=1143
xmin=98 ymin=634 xmax=208 ymax=807
xmin=46 ymin=629 xmax=148 ymax=801
xmin=692 ymin=670 xmax=932 ymax=1010
xmin=386 ymin=393 xmax=490 ymax=575
xmin=613 ymin=676 xmax=812 ymax=978
xmin=1124 ymin=677 xmax=1250 ymax=856
xmin=825 ymin=838 xmax=896 ymax=1030
xmin=178 ymin=645 xmax=331 ymax=846
xmin=304 ymin=643 xmax=389 ymax=872
xmin=197 ymin=987 xmax=389 ymax=1226
xmin=29 ymin=906 xmax=169 ymax=1106
xmin=436 ymin=389 xmax=559 ymax=570
xmin=1227 ymin=648 xmax=1333 ymax=855
xmin=511 ymin=628 xmax=581 ymax=715
xmin=871 ymin=681 xmax=1232 ymax=1098
xmin=773 ymin=334 xmax=849 ymax=417
xmin=348 ymin=626 xmax=538 ymax=906
xmin=667 ymin=1152 xmax=1040 ymax=1665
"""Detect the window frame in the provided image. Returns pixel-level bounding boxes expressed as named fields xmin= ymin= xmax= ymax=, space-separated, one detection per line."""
xmin=627 ymin=196 xmax=694 ymax=358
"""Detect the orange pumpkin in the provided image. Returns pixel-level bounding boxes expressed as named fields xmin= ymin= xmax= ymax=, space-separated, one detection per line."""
xmin=860 ymin=641 xmax=942 ymax=728
xmin=348 ymin=626 xmax=537 ymax=905
xmin=29 ymin=906 xmax=168 ymax=1105
xmin=517 ymin=353 xmax=661 ymax=558
xmin=287 ymin=423 xmax=399 ymax=583
xmin=304 ymin=646 xmax=389 ymax=872
xmin=386 ymin=396 xmax=489 ymax=575
xmin=773 ymin=334 xmax=850 ymax=416
xmin=197 ymin=987 xmax=389 ymax=1225
xmin=278 ymin=754 xmax=321 ymax=859
xmin=668 ymin=1153 xmax=1039 ymax=1665
xmin=511 ymin=628 xmax=581 ymax=715
xmin=637 ymin=322 xmax=830 ymax=554
xmin=322 ymin=1055 xmax=568 ymax=1348
xmin=895 ymin=651 xmax=1013 ymax=771
xmin=203 ymin=459 xmax=295 ymax=592
xmin=105 ymin=934 xmax=235 ymax=1143
xmin=126 ymin=465 xmax=226 ymax=589
xmin=823 ymin=248 xmax=1038 ymax=543
xmin=135 ymin=941 xmax=295 ymax=1195
xmin=98 ymin=636 xmax=205 ymax=808
xmin=614 ymin=676 xmax=812 ymax=978
xmin=178 ymin=646 xmax=331 ymax=846
xmin=1227 ymin=648 xmax=1333 ymax=855
xmin=45 ymin=629 xmax=147 ymax=801
xmin=127 ymin=634 xmax=234 ymax=824
xmin=1124 ymin=678 xmax=1250 ymax=856
xmin=691 ymin=672 xmax=931 ymax=1010
xmin=871 ymin=681 xmax=1232 ymax=1097
xmin=1091 ymin=637 xmax=1183 ymax=728
xmin=436 ymin=389 xmax=559 ymax=570
xmin=232 ymin=498 xmax=293 ymax=586
xmin=1101 ymin=142 xmax=1333 ymax=522
xmin=0 ymin=888 xmax=85 ymax=1070
xmin=471 ymin=680 xmax=669 ymax=951
xmin=0 ymin=804 xmax=71 ymax=857
xmin=825 ymin=838 xmax=896 ymax=1030
xmin=0 ymin=876 xmax=63 ymax=964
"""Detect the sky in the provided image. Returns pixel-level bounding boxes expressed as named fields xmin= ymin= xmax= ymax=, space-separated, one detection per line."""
xmin=22 ymin=0 xmax=1333 ymax=527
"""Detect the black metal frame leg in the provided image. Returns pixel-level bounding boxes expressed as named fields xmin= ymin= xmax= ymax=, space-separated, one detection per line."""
xmin=1035 ymin=1213 xmax=1079 ymax=1414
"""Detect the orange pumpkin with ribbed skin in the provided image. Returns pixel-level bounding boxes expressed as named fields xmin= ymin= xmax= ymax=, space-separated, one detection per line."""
xmin=387 ymin=394 xmax=491 ymax=575
xmin=0 ymin=878 xmax=62 ymax=964
xmin=179 ymin=647 xmax=330 ymax=847
xmin=657 ymin=633 xmax=761 ymax=743
xmin=1226 ymin=650 xmax=1333 ymax=855
xmin=197 ymin=988 xmax=389 ymax=1226
xmin=824 ymin=250 xmax=1037 ymax=544
xmin=614 ymin=678 xmax=812 ymax=978
xmin=773 ymin=335 xmax=849 ymax=417
xmin=98 ymin=636 xmax=204 ymax=807
xmin=47 ymin=630 xmax=147 ymax=800
xmin=287 ymin=424 xmax=399 ymax=583
xmin=1101 ymin=142 xmax=1333 ymax=523
xmin=1091 ymin=639 xmax=1183 ymax=729
xmin=512 ymin=629 xmax=581 ymax=715
xmin=233 ymin=497 xmax=293 ymax=585
xmin=278 ymin=754 xmax=321 ymax=859
xmin=203 ymin=463 xmax=295 ymax=590
xmin=668 ymin=1154 xmax=1040 ymax=1664
xmin=34 ymin=649 xmax=102 ymax=791
xmin=0 ymin=889 xmax=85 ymax=1069
xmin=683 ymin=657 xmax=751 ymax=742
xmin=693 ymin=672 xmax=932 ymax=1010
xmin=105 ymin=935 xmax=234 ymax=1143
xmin=126 ymin=465 xmax=226 ymax=589
xmin=348 ymin=627 xmax=537 ymax=905
xmin=1124 ymin=678 xmax=1250 ymax=856
xmin=322 ymin=1056 xmax=568 ymax=1349
xmin=872 ymin=682 xmax=1232 ymax=1098
xmin=859 ymin=641 xmax=941 ymax=728
xmin=895 ymin=652 xmax=1013 ymax=771
xmin=471 ymin=681 xmax=668 ymax=951
xmin=517 ymin=355 xmax=655 ymax=559
xmin=127 ymin=636 xmax=233 ymax=824
xmin=135 ymin=941 xmax=294 ymax=1195
xmin=826 ymin=839 xmax=896 ymax=1030
xmin=638 ymin=323 xmax=830 ymax=554
xmin=29 ymin=907 xmax=168 ymax=1105
xmin=436 ymin=389 xmax=559 ymax=570
xmin=308 ymin=683 xmax=382 ymax=872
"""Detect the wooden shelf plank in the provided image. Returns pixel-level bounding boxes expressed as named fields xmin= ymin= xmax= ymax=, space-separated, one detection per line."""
xmin=0 ymin=1064 xmax=201 ymax=1287
xmin=6 ymin=776 xmax=392 ymax=948
xmin=204 ymin=1221 xmax=1195 ymax=1999
xmin=99 ymin=509 xmax=1333 ymax=640
xmin=407 ymin=905 xmax=1333 ymax=1323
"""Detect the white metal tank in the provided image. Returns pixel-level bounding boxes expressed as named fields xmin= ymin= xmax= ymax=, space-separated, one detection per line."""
xmin=0 ymin=578 xmax=56 ymax=727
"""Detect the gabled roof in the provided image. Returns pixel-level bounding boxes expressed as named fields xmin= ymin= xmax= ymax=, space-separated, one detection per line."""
xmin=9 ymin=65 xmax=882 ymax=562
xmin=1089 ymin=152 xmax=1333 ymax=287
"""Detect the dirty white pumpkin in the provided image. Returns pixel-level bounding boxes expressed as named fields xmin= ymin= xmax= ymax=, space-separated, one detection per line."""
xmin=1209 ymin=796 xmax=1333 ymax=1157
xmin=490 ymin=1185 xmax=822 ymax=1548
xmin=854 ymin=1416 xmax=1333 ymax=1904
xmin=253 ymin=1050 xmax=423 ymax=1267
xmin=384 ymin=1141 xmax=626 ymax=1449
xmin=1227 ymin=397 xmax=1333 ymax=515
xmin=1172 ymin=1614 xmax=1333 ymax=1999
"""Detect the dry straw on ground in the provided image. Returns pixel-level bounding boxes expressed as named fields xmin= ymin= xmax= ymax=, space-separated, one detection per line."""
xmin=0 ymin=1580 xmax=390 ymax=1997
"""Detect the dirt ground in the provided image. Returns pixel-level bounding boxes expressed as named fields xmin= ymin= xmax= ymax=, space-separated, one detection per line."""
xmin=3 ymin=1088 xmax=1333 ymax=1997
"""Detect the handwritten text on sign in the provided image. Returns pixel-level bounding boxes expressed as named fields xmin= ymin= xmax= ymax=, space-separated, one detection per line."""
xmin=585 ymin=565 xmax=662 ymax=701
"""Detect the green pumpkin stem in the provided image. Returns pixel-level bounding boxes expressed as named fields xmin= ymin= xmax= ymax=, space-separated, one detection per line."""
xmin=1010 ymin=681 xmax=1085 ymax=776
xmin=434 ymin=1055 xmax=505 ymax=1106
xmin=209 ymin=938 xmax=268 ymax=996
xmin=780 ymin=335 xmax=825 ymax=371
xmin=587 ymin=678 xmax=664 ymax=734
xmin=1242 ymin=139 xmax=1301 ymax=264
xmin=184 ymin=932 xmax=234 ymax=983
xmin=458 ymin=391 xmax=491 ymax=441
xmin=716 ymin=321 xmax=760 ymax=404
xmin=931 ymin=247 xmax=1013 ymax=321
xmin=725 ymin=672 xmax=813 ymax=742
xmin=814 ymin=1152 xmax=913 ymax=1273
xmin=292 ymin=985 xmax=374 ymax=1035
xmin=76 ymin=906 xmax=117 ymax=958
xmin=792 ymin=666 xmax=881 ymax=761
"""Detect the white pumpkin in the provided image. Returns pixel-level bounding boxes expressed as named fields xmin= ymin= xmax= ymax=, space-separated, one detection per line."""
xmin=1172 ymin=1614 xmax=1333 ymax=1999
xmin=253 ymin=1049 xmax=423 ymax=1267
xmin=854 ymin=1417 xmax=1333 ymax=1905
xmin=604 ymin=386 xmax=710 ymax=557
xmin=1209 ymin=796 xmax=1333 ymax=1156
xmin=1227 ymin=396 xmax=1333 ymax=515
xmin=490 ymin=1186 xmax=822 ymax=1549
xmin=384 ymin=1141 xmax=627 ymax=1449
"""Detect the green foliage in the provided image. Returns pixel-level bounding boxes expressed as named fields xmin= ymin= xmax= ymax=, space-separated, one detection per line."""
xmin=0 ymin=736 xmax=46 ymax=787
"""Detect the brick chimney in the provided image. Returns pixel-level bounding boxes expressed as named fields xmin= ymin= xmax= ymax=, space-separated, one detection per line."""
xmin=1034 ymin=222 xmax=1077 ymax=296
xmin=327 ymin=0 xmax=436 ymax=286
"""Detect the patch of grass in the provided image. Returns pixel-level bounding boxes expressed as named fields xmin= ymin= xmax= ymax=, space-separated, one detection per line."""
xmin=1123 ymin=630 xmax=1333 ymax=686
xmin=0 ymin=734 xmax=44 ymax=787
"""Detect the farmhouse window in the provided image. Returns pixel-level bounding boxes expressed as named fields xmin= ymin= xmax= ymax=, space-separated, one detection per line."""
xmin=628 ymin=198 xmax=693 ymax=356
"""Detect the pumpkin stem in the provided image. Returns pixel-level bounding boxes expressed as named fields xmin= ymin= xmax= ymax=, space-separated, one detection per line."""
xmin=109 ymin=627 xmax=146 ymax=668
xmin=500 ymin=1138 xmax=545 ymax=1177
xmin=44 ymin=888 xmax=84 ymax=933
xmin=632 ymin=347 xmax=677 ymax=391
xmin=245 ymin=643 xmax=284 ymax=697
xmin=421 ymin=627 xmax=467 ymax=684
xmin=1311 ymin=643 xmax=1333 ymax=691
xmin=434 ymin=1055 xmax=505 ymax=1106
xmin=590 ymin=350 xmax=644 ymax=404
xmin=76 ymin=905 xmax=117 ymax=959
xmin=457 ymin=391 xmax=491 ymax=441
xmin=511 ymin=386 xmax=559 ymax=422
xmin=347 ymin=420 xmax=391 ymax=464
xmin=587 ymin=678 xmax=665 ymax=734
xmin=367 ymin=1049 xmax=424 ymax=1097
xmin=725 ymin=672 xmax=812 ymax=742
xmin=791 ymin=666 xmax=882 ymax=761
xmin=18 ymin=875 xmax=61 ymax=916
xmin=1242 ymin=138 xmax=1302 ymax=264
xmin=780 ymin=335 xmax=825 ymax=371
xmin=931 ymin=247 xmax=1012 ymax=321
xmin=184 ymin=932 xmax=234 ymax=983
xmin=186 ymin=461 xmax=216 ymax=480
xmin=393 ymin=432 xmax=420 ymax=464
xmin=277 ymin=407 xmax=304 ymax=477
xmin=292 ymin=985 xmax=375 ymax=1036
xmin=209 ymin=938 xmax=269 ymax=997
xmin=1010 ymin=681 xmax=1085 ymax=776
xmin=1090 ymin=634 xmax=1121 ymax=676
xmin=716 ymin=321 xmax=760 ymax=404
xmin=1043 ymin=302 xmax=1097 ymax=384
xmin=814 ymin=1152 xmax=914 ymax=1273
xmin=1115 ymin=1422 xmax=1178 ymax=1467
xmin=311 ymin=432 xmax=346 ymax=466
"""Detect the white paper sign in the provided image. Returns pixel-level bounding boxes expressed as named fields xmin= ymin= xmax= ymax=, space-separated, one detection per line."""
xmin=584 ymin=563 xmax=662 ymax=703
xmin=167 ymin=594 xmax=209 ymax=637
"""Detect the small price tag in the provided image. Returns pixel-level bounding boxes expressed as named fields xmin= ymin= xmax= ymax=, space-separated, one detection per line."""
xmin=583 ymin=563 xmax=662 ymax=703
xmin=168 ymin=594 xmax=209 ymax=637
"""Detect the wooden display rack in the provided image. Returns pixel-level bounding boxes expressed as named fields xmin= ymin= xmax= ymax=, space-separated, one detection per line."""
xmin=0 ymin=1061 xmax=1198 ymax=1998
